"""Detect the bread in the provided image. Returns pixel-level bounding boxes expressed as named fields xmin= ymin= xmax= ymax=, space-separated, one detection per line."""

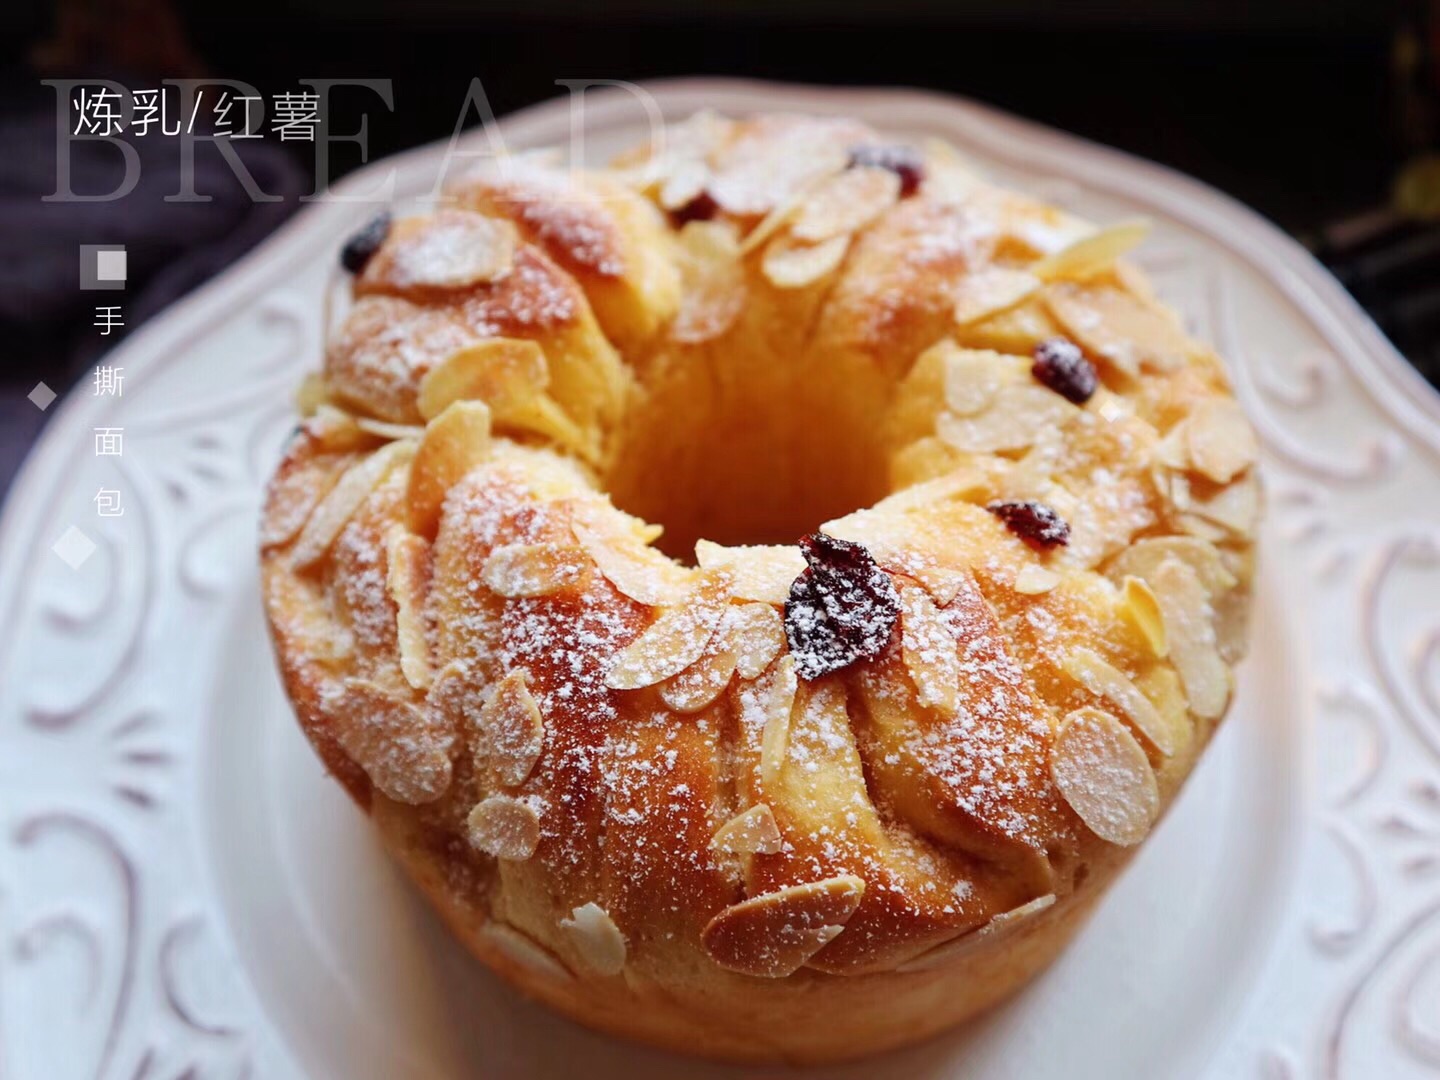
xmin=260 ymin=112 xmax=1259 ymax=1064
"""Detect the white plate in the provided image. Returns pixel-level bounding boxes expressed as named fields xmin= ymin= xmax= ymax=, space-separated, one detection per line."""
xmin=3 ymin=79 xmax=1439 ymax=1080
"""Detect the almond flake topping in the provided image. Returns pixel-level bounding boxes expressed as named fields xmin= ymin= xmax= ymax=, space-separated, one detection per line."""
xmin=327 ymin=678 xmax=452 ymax=805
xmin=1184 ymin=400 xmax=1258 ymax=484
xmin=899 ymin=579 xmax=961 ymax=715
xmin=727 ymin=602 xmax=788 ymax=680
xmin=385 ymin=525 xmax=433 ymax=690
xmin=406 ymin=400 xmax=492 ymax=535
xmin=1120 ymin=574 xmax=1168 ymax=658
xmin=710 ymin=803 xmax=784 ymax=856
xmin=416 ymin=337 xmax=549 ymax=422
xmin=1150 ymin=558 xmax=1230 ymax=720
xmin=560 ymin=903 xmax=627 ymax=976
xmin=896 ymin=894 xmax=1057 ymax=973
xmin=1062 ymin=647 xmax=1187 ymax=757
xmin=1051 ymin=707 xmax=1159 ymax=846
xmin=761 ymin=232 xmax=851 ymax=289
xmin=790 ymin=164 xmax=900 ymax=242
xmin=572 ymin=516 xmax=689 ymax=607
xmin=940 ymin=346 xmax=1007 ymax=416
xmin=937 ymin=384 xmax=1074 ymax=453
xmin=701 ymin=875 xmax=866 ymax=978
xmin=1045 ymin=281 xmax=1191 ymax=377
xmin=952 ymin=267 xmax=1041 ymax=326
xmin=660 ymin=636 xmax=739 ymax=714
xmin=467 ymin=794 xmax=541 ymax=860
xmin=381 ymin=211 xmax=517 ymax=289
xmin=475 ymin=669 xmax=545 ymax=787
xmin=757 ymin=655 xmax=799 ymax=793
xmin=604 ymin=570 xmax=732 ymax=690
xmin=1106 ymin=536 xmax=1236 ymax=597
xmin=480 ymin=542 xmax=590 ymax=599
xmin=694 ymin=540 xmax=805 ymax=605
xmin=479 ymin=922 xmax=572 ymax=982
xmin=1031 ymin=219 xmax=1149 ymax=281
xmin=290 ymin=440 xmax=414 ymax=570
xmin=672 ymin=220 xmax=746 ymax=344
xmin=356 ymin=417 xmax=425 ymax=440
xmin=1014 ymin=564 xmax=1061 ymax=595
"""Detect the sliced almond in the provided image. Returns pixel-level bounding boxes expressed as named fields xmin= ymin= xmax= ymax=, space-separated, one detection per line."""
xmin=710 ymin=803 xmax=784 ymax=856
xmin=758 ymin=656 xmax=799 ymax=792
xmin=936 ymin=384 xmax=1074 ymax=453
xmin=1062 ymin=647 xmax=1187 ymax=757
xmin=941 ymin=346 xmax=1008 ymax=416
xmin=479 ymin=922 xmax=572 ymax=982
xmin=672 ymin=220 xmax=746 ymax=344
xmin=990 ymin=892 xmax=1058 ymax=929
xmin=896 ymin=894 xmax=1057 ymax=973
xmin=295 ymin=371 xmax=331 ymax=416
xmin=658 ymin=156 xmax=710 ymax=210
xmin=416 ymin=338 xmax=549 ymax=422
xmin=328 ymin=678 xmax=452 ymax=805
xmin=727 ymin=602 xmax=788 ymax=679
xmin=908 ymin=564 xmax=973 ymax=607
xmin=871 ymin=467 xmax=990 ymax=517
xmin=1051 ymin=707 xmax=1160 ymax=846
xmin=406 ymin=400 xmax=492 ymax=535
xmin=701 ymin=875 xmax=865 ymax=977
xmin=737 ymin=172 xmax=829 ymax=255
xmin=694 ymin=540 xmax=804 ymax=605
xmin=1185 ymin=472 xmax=1261 ymax=538
xmin=572 ymin=517 xmax=689 ymax=607
xmin=1014 ymin=564 xmax=1061 ymax=595
xmin=1114 ymin=258 xmax=1157 ymax=302
xmin=661 ymin=641 xmax=739 ymax=714
xmin=382 ymin=212 xmax=516 ymax=289
xmin=604 ymin=570 xmax=732 ymax=690
xmin=356 ymin=417 xmax=426 ymax=440
xmin=1120 ymin=575 xmax=1167 ymax=658
xmin=760 ymin=233 xmax=850 ymax=289
xmin=953 ymin=268 xmax=1041 ymax=327
xmin=899 ymin=580 xmax=960 ymax=715
xmin=467 ymin=795 xmax=541 ymax=859
xmin=262 ymin=459 xmax=341 ymax=550
xmin=1184 ymin=400 xmax=1257 ymax=484
xmin=425 ymin=659 xmax=477 ymax=737
xmin=1031 ymin=219 xmax=1149 ymax=281
xmin=290 ymin=440 xmax=414 ymax=570
xmin=790 ymin=165 xmax=900 ymax=242
xmin=1150 ymin=558 xmax=1230 ymax=720
xmin=476 ymin=669 xmax=545 ymax=786
xmin=560 ymin=903 xmax=627 ymax=976
xmin=1045 ymin=281 xmax=1192 ymax=378
xmin=480 ymin=542 xmax=590 ymax=599
xmin=385 ymin=526 xmax=434 ymax=690
xmin=307 ymin=403 xmax=369 ymax=451
xmin=1106 ymin=536 xmax=1235 ymax=597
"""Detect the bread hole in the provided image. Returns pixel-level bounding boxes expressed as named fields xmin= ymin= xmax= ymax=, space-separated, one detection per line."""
xmin=604 ymin=346 xmax=893 ymax=561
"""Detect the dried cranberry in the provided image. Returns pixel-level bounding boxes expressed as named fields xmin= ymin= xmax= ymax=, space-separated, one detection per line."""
xmin=846 ymin=144 xmax=925 ymax=197
xmin=987 ymin=501 xmax=1071 ymax=550
xmin=340 ymin=212 xmax=391 ymax=274
xmin=1031 ymin=337 xmax=1098 ymax=405
xmin=670 ymin=191 xmax=719 ymax=227
xmin=784 ymin=533 xmax=901 ymax=680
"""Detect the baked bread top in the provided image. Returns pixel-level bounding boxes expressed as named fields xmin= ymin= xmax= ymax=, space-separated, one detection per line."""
xmin=261 ymin=112 xmax=1257 ymax=989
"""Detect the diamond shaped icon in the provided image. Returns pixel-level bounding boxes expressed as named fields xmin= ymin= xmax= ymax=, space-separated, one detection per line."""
xmin=28 ymin=382 xmax=57 ymax=411
xmin=52 ymin=526 xmax=96 ymax=570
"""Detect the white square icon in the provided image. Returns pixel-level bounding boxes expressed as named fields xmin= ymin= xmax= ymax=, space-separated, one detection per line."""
xmin=95 ymin=248 xmax=127 ymax=283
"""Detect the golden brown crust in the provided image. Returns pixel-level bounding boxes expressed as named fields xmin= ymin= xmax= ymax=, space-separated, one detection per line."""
xmin=260 ymin=114 xmax=1259 ymax=1064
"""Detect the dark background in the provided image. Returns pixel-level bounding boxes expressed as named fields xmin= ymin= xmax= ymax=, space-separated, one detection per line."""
xmin=2 ymin=0 xmax=1437 ymax=496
